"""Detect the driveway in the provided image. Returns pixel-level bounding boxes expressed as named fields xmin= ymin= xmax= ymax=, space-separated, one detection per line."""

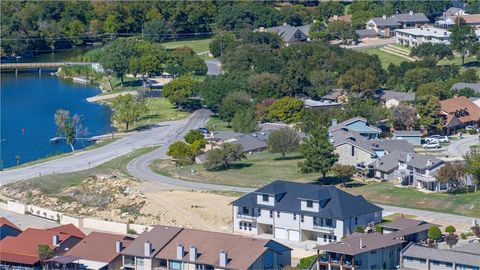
xmin=205 ymin=59 xmax=222 ymax=75
xmin=447 ymin=135 xmax=479 ymax=158
xmin=0 ymin=109 xmax=212 ymax=185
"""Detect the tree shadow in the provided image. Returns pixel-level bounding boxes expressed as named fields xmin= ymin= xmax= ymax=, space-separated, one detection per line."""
xmin=118 ymin=80 xmax=143 ymax=87
xmin=229 ymin=163 xmax=253 ymax=170
xmin=464 ymin=61 xmax=480 ymax=68
xmin=273 ymin=155 xmax=304 ymax=161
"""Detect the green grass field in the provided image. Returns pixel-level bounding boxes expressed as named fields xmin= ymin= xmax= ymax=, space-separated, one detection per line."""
xmin=344 ymin=182 xmax=480 ymax=217
xmin=161 ymin=38 xmax=212 ymax=54
xmin=2 ymin=147 xmax=156 ymax=196
xmin=129 ymin=98 xmax=190 ymax=131
xmin=205 ymin=116 xmax=232 ymax=131
xmin=359 ymin=48 xmax=409 ymax=69
xmin=150 ymin=151 xmax=322 ymax=188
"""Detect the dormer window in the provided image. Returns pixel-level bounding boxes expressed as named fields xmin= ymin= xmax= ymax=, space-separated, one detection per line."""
xmin=306 ymin=200 xmax=313 ymax=208
xmin=262 ymin=194 xmax=269 ymax=202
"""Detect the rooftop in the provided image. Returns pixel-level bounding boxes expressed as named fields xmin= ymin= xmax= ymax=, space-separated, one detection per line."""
xmin=318 ymin=232 xmax=405 ymax=255
xmin=402 ymin=242 xmax=480 ymax=266
xmin=395 ymin=27 xmax=451 ymax=38
xmin=440 ymin=96 xmax=480 ymax=125
xmin=233 ymin=180 xmax=382 ymax=220
xmin=0 ymin=217 xmax=21 ymax=231
xmin=121 ymin=225 xmax=183 ymax=258
xmin=393 ymin=130 xmax=422 ymax=137
xmin=378 ymin=90 xmax=415 ymax=102
xmin=451 ymin=82 xmax=480 ymax=92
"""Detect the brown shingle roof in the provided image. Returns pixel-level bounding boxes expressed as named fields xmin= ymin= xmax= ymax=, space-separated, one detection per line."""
xmin=317 ymin=232 xmax=405 ymax=255
xmin=66 ymin=231 xmax=134 ymax=264
xmin=380 ymin=218 xmax=425 ymax=230
xmin=120 ymin=225 xmax=182 ymax=258
xmin=450 ymin=14 xmax=480 ymax=24
xmin=155 ymin=228 xmax=290 ymax=269
xmin=440 ymin=96 xmax=480 ymax=126
xmin=0 ymin=217 xmax=21 ymax=231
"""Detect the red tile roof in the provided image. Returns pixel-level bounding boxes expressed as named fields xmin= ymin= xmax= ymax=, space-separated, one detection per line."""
xmin=0 ymin=225 xmax=85 ymax=265
xmin=66 ymin=232 xmax=134 ymax=264
xmin=0 ymin=217 xmax=21 ymax=231
xmin=47 ymin=224 xmax=86 ymax=239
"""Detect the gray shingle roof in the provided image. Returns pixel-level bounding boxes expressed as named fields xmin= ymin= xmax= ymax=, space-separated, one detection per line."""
xmin=378 ymin=90 xmax=415 ymax=102
xmin=402 ymin=243 xmax=480 ymax=266
xmin=370 ymin=150 xmax=443 ymax=172
xmin=262 ymin=24 xmax=309 ymax=43
xmin=451 ymin=82 xmax=480 ymax=92
xmin=318 ymin=232 xmax=405 ymax=256
xmin=232 ymin=180 xmax=382 ymax=220
xmin=392 ymin=12 xmax=429 ymax=23
xmin=321 ymin=89 xmax=344 ymax=101
xmin=370 ymin=149 xmax=404 ymax=173
xmin=393 ymin=130 xmax=422 ymax=137
xmin=370 ymin=17 xmax=401 ymax=27
xmin=375 ymin=139 xmax=415 ymax=153
xmin=328 ymin=117 xmax=382 ymax=133
xmin=355 ymin=29 xmax=378 ymax=38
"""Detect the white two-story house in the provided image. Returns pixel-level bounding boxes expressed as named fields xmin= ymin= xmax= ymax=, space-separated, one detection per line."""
xmin=232 ymin=181 xmax=383 ymax=244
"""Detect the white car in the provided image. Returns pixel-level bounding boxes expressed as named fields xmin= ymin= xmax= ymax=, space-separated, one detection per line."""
xmin=423 ymin=142 xmax=441 ymax=149
xmin=437 ymin=136 xmax=449 ymax=143
xmin=425 ymin=135 xmax=440 ymax=143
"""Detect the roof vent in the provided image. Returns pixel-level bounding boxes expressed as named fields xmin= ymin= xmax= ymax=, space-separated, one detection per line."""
xmin=360 ymin=238 xmax=364 ymax=249
xmin=382 ymin=14 xmax=387 ymax=19
xmin=219 ymin=250 xmax=228 ymax=267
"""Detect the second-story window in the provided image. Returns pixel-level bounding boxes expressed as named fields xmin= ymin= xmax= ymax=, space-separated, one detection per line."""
xmin=307 ymin=200 xmax=313 ymax=208
xmin=326 ymin=218 xmax=333 ymax=227
xmin=301 ymin=215 xmax=304 ymax=223
xmin=262 ymin=194 xmax=269 ymax=202
xmin=293 ymin=214 xmax=297 ymax=221
xmin=277 ymin=211 xmax=280 ymax=218
xmin=354 ymin=217 xmax=358 ymax=225
xmin=242 ymin=207 xmax=249 ymax=214
xmin=269 ymin=210 xmax=273 ymax=218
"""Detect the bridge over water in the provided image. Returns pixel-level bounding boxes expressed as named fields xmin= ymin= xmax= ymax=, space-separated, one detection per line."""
xmin=0 ymin=61 xmax=94 ymax=74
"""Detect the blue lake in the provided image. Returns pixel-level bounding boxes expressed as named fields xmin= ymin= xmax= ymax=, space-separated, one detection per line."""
xmin=0 ymin=72 xmax=112 ymax=169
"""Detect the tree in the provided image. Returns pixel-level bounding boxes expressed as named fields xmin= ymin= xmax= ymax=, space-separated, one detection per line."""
xmin=219 ymin=91 xmax=253 ymax=125
xmin=268 ymin=128 xmax=300 ymax=159
xmin=247 ymin=73 xmax=281 ymax=101
xmin=428 ymin=226 xmax=442 ymax=241
xmin=184 ymin=129 xmax=204 ymax=144
xmin=298 ymin=128 xmax=338 ymax=177
xmin=410 ymin=43 xmax=453 ymax=61
xmin=231 ymin=109 xmax=258 ymax=133
xmin=167 ymin=141 xmax=194 ymax=166
xmin=268 ymin=97 xmax=304 ymax=124
xmin=444 ymin=234 xmax=459 ymax=249
xmin=451 ymin=18 xmax=477 ymax=65
xmin=445 ymin=225 xmax=456 ymax=234
xmin=320 ymin=21 xmax=357 ymax=45
xmin=203 ymin=143 xmax=246 ymax=171
xmin=37 ymin=244 xmax=54 ymax=270
xmin=337 ymin=67 xmax=379 ymax=98
xmin=54 ymin=109 xmax=80 ymax=152
xmin=255 ymin=98 xmax=276 ymax=123
xmin=390 ymin=105 xmax=417 ymax=131
xmin=101 ymin=38 xmax=136 ymax=86
xmin=209 ymin=31 xmax=236 ymax=57
xmin=331 ymin=164 xmax=357 ymax=187
xmin=143 ymin=19 xmax=170 ymax=42
xmin=436 ymin=162 xmax=466 ymax=192
xmin=464 ymin=146 xmax=480 ymax=192
xmin=162 ymin=76 xmax=195 ymax=107
xmin=416 ymin=95 xmax=443 ymax=133
xmin=111 ymin=94 xmax=147 ymax=131
xmin=416 ymin=82 xmax=449 ymax=100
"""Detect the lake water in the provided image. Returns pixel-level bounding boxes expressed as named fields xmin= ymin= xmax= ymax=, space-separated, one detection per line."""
xmin=0 ymin=72 xmax=112 ymax=169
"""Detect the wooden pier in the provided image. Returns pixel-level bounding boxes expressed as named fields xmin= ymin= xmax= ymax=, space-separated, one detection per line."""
xmin=0 ymin=61 xmax=93 ymax=74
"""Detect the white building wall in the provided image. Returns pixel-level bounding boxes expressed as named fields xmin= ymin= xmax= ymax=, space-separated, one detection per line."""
xmin=256 ymin=194 xmax=275 ymax=206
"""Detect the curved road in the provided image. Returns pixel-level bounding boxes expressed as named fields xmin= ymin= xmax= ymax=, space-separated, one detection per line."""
xmin=0 ymin=109 xmax=211 ymax=185
xmin=446 ymin=135 xmax=479 ymax=158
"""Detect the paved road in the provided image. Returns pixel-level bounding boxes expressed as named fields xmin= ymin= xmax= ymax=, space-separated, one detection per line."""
xmin=447 ymin=135 xmax=479 ymax=158
xmin=0 ymin=110 xmax=212 ymax=185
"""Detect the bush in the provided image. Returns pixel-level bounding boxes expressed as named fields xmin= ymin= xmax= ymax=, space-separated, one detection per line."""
xmin=460 ymin=232 xmax=467 ymax=240
xmin=468 ymin=129 xmax=477 ymax=135
xmin=354 ymin=225 xmax=365 ymax=233
xmin=127 ymin=228 xmax=138 ymax=235
xmin=297 ymin=255 xmax=316 ymax=269
xmin=428 ymin=226 xmax=442 ymax=240
xmin=445 ymin=225 xmax=456 ymax=234
xmin=375 ymin=224 xmax=383 ymax=234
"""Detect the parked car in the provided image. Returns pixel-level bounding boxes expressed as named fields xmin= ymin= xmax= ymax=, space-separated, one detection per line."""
xmin=425 ymin=135 xmax=440 ymax=143
xmin=423 ymin=141 xmax=441 ymax=149
xmin=197 ymin=127 xmax=210 ymax=134
xmin=437 ymin=136 xmax=449 ymax=143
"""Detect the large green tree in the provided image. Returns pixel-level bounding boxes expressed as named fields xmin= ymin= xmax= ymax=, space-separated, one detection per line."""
xmin=464 ymin=146 xmax=480 ymax=192
xmin=410 ymin=43 xmax=453 ymax=61
xmin=162 ymin=76 xmax=195 ymax=107
xmin=268 ymin=128 xmax=300 ymax=159
xmin=54 ymin=109 xmax=81 ymax=152
xmin=268 ymin=97 xmax=304 ymax=124
xmin=101 ymin=38 xmax=136 ymax=85
xmin=219 ymin=91 xmax=253 ymax=124
xmin=204 ymin=143 xmax=246 ymax=171
xmin=111 ymin=94 xmax=146 ymax=131
xmin=298 ymin=128 xmax=338 ymax=177
xmin=416 ymin=95 xmax=443 ymax=133
xmin=451 ymin=18 xmax=477 ymax=65
xmin=337 ymin=67 xmax=379 ymax=98
xmin=231 ymin=109 xmax=258 ymax=133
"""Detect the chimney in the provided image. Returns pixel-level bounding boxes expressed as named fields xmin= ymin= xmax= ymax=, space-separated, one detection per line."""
xmin=427 ymin=159 xmax=433 ymax=167
xmin=219 ymin=250 xmax=228 ymax=267
xmin=359 ymin=238 xmax=364 ymax=249
xmin=409 ymin=10 xmax=414 ymax=15
xmin=144 ymin=241 xmax=152 ymax=257
xmin=177 ymin=244 xmax=184 ymax=260
xmin=382 ymin=14 xmax=387 ymax=19
xmin=52 ymin=234 xmax=60 ymax=247
xmin=115 ymin=240 xmax=123 ymax=253
xmin=332 ymin=119 xmax=338 ymax=127
xmin=189 ymin=245 xmax=197 ymax=262
xmin=406 ymin=153 xmax=412 ymax=162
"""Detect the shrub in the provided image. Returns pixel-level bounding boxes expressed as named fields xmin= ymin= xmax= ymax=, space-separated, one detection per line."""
xmin=375 ymin=224 xmax=383 ymax=234
xmin=460 ymin=232 xmax=467 ymax=240
xmin=445 ymin=225 xmax=456 ymax=234
xmin=297 ymin=255 xmax=317 ymax=269
xmin=354 ymin=225 xmax=365 ymax=233
xmin=127 ymin=228 xmax=138 ymax=235
xmin=428 ymin=226 xmax=442 ymax=240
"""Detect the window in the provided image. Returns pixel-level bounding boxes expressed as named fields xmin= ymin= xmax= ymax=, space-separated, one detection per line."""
xmin=248 ymin=223 xmax=252 ymax=231
xmin=351 ymin=145 xmax=355 ymax=156
xmin=262 ymin=194 xmax=269 ymax=202
xmin=325 ymin=218 xmax=333 ymax=227
xmin=277 ymin=211 xmax=280 ymax=218
xmin=333 ymin=236 xmax=337 ymax=241
xmin=371 ymin=250 xmax=377 ymax=254
xmin=419 ymin=259 xmax=427 ymax=264
xmin=354 ymin=217 xmax=358 ymax=225
xmin=239 ymin=222 xmax=243 ymax=230
xmin=323 ymin=235 xmax=327 ymax=241
xmin=269 ymin=210 xmax=273 ymax=218
xmin=242 ymin=207 xmax=249 ymax=214
xmin=306 ymin=200 xmax=313 ymax=208
xmin=293 ymin=214 xmax=297 ymax=220
xmin=169 ymin=261 xmax=182 ymax=270
xmin=301 ymin=215 xmax=304 ymax=223
xmin=445 ymin=262 xmax=453 ymax=268
xmin=432 ymin=261 xmax=440 ymax=266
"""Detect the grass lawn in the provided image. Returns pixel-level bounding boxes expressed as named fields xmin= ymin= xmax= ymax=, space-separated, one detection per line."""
xmin=161 ymin=38 xmax=212 ymax=54
xmin=359 ymin=48 xmax=409 ymax=69
xmin=150 ymin=151 xmax=322 ymax=188
xmin=205 ymin=116 xmax=232 ymax=131
xmin=344 ymin=182 xmax=480 ymax=217
xmin=128 ymin=98 xmax=190 ymax=131
xmin=6 ymin=147 xmax=156 ymax=196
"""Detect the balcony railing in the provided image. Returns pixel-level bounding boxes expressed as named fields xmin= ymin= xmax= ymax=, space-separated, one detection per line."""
xmin=313 ymin=224 xmax=335 ymax=233
xmin=237 ymin=214 xmax=258 ymax=220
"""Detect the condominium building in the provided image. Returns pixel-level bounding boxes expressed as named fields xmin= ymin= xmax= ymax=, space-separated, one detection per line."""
xmin=232 ymin=181 xmax=382 ymax=243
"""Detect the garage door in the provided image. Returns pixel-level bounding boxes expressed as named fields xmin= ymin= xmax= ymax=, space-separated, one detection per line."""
xmin=288 ymin=230 xmax=300 ymax=241
xmin=274 ymin=228 xmax=287 ymax=239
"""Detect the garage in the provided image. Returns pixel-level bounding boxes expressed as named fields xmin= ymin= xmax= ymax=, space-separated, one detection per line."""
xmin=274 ymin=228 xmax=287 ymax=239
xmin=288 ymin=230 xmax=300 ymax=241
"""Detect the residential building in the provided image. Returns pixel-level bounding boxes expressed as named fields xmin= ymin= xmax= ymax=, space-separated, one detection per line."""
xmin=321 ymin=88 xmax=346 ymax=103
xmin=303 ymin=98 xmax=343 ymax=110
xmin=121 ymin=225 xmax=291 ymax=270
xmin=380 ymin=218 xmax=434 ymax=243
xmin=400 ymin=242 xmax=480 ymax=270
xmin=395 ymin=152 xmax=445 ymax=192
xmin=329 ymin=117 xmax=382 ymax=139
xmin=443 ymin=14 xmax=480 ymax=28
xmin=366 ymin=12 xmax=429 ymax=37
xmin=0 ymin=217 xmax=22 ymax=240
xmin=0 ymin=224 xmax=85 ymax=269
xmin=376 ymin=90 xmax=415 ymax=108
xmin=392 ymin=130 xmax=422 ymax=145
xmin=232 ymin=181 xmax=382 ymax=243
xmin=355 ymin=29 xmax=379 ymax=40
xmin=440 ymin=96 xmax=480 ymax=133
xmin=256 ymin=23 xmax=310 ymax=46
xmin=316 ymin=232 xmax=405 ymax=270
xmin=395 ymin=27 xmax=451 ymax=47
xmin=65 ymin=231 xmax=134 ymax=270
xmin=438 ymin=7 xmax=467 ymax=20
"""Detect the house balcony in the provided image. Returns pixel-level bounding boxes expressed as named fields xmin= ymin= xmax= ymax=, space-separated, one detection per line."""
xmin=317 ymin=254 xmax=358 ymax=270
xmin=313 ymin=224 xmax=335 ymax=233
xmin=236 ymin=214 xmax=258 ymax=221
